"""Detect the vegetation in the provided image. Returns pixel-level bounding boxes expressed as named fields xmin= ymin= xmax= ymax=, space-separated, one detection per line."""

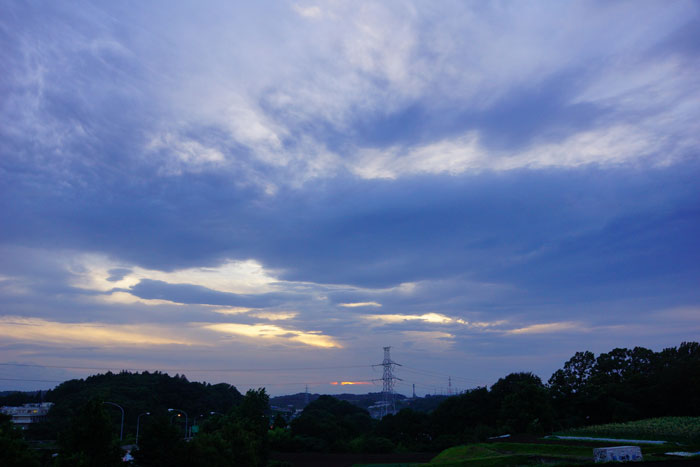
xmin=0 ymin=413 xmax=40 ymax=467
xmin=134 ymin=388 xmax=270 ymax=467
xmin=31 ymin=371 xmax=242 ymax=442
xmin=54 ymin=399 xmax=122 ymax=467
xmin=549 ymin=342 xmax=700 ymax=427
xmin=425 ymin=442 xmax=593 ymax=466
xmin=555 ymin=416 xmax=700 ymax=444
xmin=270 ymin=391 xmax=408 ymax=412
xmin=0 ymin=341 xmax=697 ymax=465
xmin=0 ymin=391 xmax=44 ymax=408
xmin=418 ymin=440 xmax=679 ymax=466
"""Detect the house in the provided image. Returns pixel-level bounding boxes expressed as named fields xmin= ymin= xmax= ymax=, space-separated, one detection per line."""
xmin=0 ymin=402 xmax=53 ymax=429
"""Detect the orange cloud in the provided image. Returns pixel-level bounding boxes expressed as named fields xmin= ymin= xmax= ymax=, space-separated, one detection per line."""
xmin=330 ymin=381 xmax=373 ymax=385
xmin=200 ymin=322 xmax=340 ymax=348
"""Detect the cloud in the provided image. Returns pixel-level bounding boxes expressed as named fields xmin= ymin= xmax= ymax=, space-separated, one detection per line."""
xmin=147 ymin=132 xmax=226 ymax=175
xmin=4 ymin=1 xmax=695 ymax=192
xmin=200 ymin=322 xmax=340 ymax=348
xmin=330 ymin=381 xmax=372 ymax=386
xmin=1 ymin=1 xmax=699 ymax=393
xmin=71 ymin=255 xmax=277 ymax=295
xmin=363 ymin=313 xmax=454 ymax=325
xmin=349 ymin=121 xmax=691 ymax=179
xmin=123 ymin=279 xmax=295 ymax=308
xmin=505 ymin=322 xmax=583 ymax=335
xmin=292 ymin=4 xmax=322 ymax=19
xmin=106 ymin=268 xmax=131 ymax=282
xmin=339 ymin=302 xmax=382 ymax=308
xmin=250 ymin=311 xmax=298 ymax=321
xmin=0 ymin=317 xmax=191 ymax=347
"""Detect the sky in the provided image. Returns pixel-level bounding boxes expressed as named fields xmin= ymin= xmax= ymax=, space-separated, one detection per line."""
xmin=1 ymin=1 xmax=699 ymax=397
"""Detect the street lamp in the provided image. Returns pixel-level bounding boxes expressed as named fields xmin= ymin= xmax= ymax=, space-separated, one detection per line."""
xmin=136 ymin=412 xmax=150 ymax=445
xmin=102 ymin=401 xmax=125 ymax=441
xmin=168 ymin=408 xmax=188 ymax=438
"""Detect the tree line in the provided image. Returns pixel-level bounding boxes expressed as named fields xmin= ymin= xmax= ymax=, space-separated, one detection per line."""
xmin=0 ymin=342 xmax=698 ymax=465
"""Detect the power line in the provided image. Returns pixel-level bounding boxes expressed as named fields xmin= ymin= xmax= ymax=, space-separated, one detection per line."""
xmin=0 ymin=362 xmax=371 ymax=373
xmin=0 ymin=375 xmax=378 ymax=389
xmin=1 ymin=362 xmax=490 ymax=394
xmin=401 ymin=365 xmax=487 ymax=385
xmin=0 ymin=377 xmax=63 ymax=383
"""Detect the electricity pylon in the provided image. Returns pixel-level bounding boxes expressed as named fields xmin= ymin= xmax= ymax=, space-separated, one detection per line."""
xmin=373 ymin=346 xmax=402 ymax=417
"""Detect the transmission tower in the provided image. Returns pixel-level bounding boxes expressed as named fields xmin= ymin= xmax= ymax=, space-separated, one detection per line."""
xmin=373 ymin=346 xmax=402 ymax=417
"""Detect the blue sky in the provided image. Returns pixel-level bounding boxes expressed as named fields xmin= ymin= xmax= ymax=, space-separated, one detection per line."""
xmin=1 ymin=0 xmax=699 ymax=396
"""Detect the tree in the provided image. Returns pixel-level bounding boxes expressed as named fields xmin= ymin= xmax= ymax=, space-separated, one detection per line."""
xmin=42 ymin=371 xmax=243 ymax=442
xmin=499 ymin=382 xmax=554 ymax=434
xmin=491 ymin=373 xmax=554 ymax=434
xmin=375 ymin=408 xmax=431 ymax=449
xmin=549 ymin=351 xmax=595 ymax=397
xmin=548 ymin=351 xmax=596 ymax=427
xmin=430 ymin=387 xmax=496 ymax=442
xmin=132 ymin=415 xmax=188 ymax=467
xmin=290 ymin=395 xmax=374 ymax=451
xmin=55 ymin=399 xmax=122 ymax=467
xmin=0 ymin=413 xmax=40 ymax=467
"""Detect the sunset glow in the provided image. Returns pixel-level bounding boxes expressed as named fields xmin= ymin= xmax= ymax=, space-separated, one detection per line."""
xmin=330 ymin=381 xmax=373 ymax=386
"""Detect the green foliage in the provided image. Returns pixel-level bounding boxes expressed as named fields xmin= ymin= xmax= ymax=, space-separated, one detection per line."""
xmin=5 ymin=340 xmax=696 ymax=461
xmin=37 ymin=371 xmax=242 ymax=441
xmin=427 ymin=442 xmax=593 ymax=466
xmin=431 ymin=387 xmax=497 ymax=441
xmin=0 ymin=391 xmax=42 ymax=408
xmin=348 ymin=435 xmax=394 ymax=453
xmin=288 ymin=395 xmax=375 ymax=452
xmin=375 ymin=408 xmax=431 ymax=449
xmin=0 ymin=413 xmax=40 ymax=467
xmin=55 ymin=399 xmax=121 ymax=467
xmin=557 ymin=416 xmax=700 ymax=444
xmin=272 ymin=412 xmax=287 ymax=429
xmin=135 ymin=388 xmax=271 ymax=467
xmin=430 ymin=377 xmax=554 ymax=444
xmin=548 ymin=342 xmax=700 ymax=428
xmin=190 ymin=417 xmax=261 ymax=467
xmin=498 ymin=382 xmax=554 ymax=434
xmin=133 ymin=415 xmax=187 ymax=467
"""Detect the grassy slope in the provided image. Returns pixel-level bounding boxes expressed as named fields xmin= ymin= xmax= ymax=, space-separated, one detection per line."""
xmin=397 ymin=440 xmax=680 ymax=466
xmin=425 ymin=443 xmax=591 ymax=466
xmin=357 ymin=418 xmax=700 ymax=466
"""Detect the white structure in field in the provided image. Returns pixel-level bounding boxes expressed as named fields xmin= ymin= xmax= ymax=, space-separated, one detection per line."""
xmin=1 ymin=402 xmax=53 ymax=429
xmin=593 ymin=446 xmax=643 ymax=463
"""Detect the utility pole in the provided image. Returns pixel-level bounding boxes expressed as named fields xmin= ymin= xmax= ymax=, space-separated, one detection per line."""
xmin=373 ymin=346 xmax=402 ymax=417
xmin=448 ymin=376 xmax=452 ymax=395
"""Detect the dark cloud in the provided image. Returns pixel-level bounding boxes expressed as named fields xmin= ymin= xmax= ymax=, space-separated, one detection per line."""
xmin=123 ymin=279 xmax=298 ymax=308
xmin=106 ymin=268 xmax=131 ymax=282
xmin=350 ymin=70 xmax=603 ymax=151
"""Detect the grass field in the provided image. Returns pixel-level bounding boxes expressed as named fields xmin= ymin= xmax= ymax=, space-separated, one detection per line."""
xmin=420 ymin=442 xmax=599 ymax=466
xmin=356 ymin=435 xmax=690 ymax=466
xmin=554 ymin=416 xmax=700 ymax=444
xmin=355 ymin=418 xmax=700 ymax=466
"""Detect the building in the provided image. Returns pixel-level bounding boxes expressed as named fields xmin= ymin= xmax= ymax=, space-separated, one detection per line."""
xmin=1 ymin=402 xmax=53 ymax=429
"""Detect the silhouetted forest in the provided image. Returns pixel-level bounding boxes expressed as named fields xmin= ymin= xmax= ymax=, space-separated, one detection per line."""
xmin=1 ymin=342 xmax=698 ymax=466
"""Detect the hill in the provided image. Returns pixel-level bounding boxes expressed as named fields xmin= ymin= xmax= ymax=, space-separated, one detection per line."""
xmin=31 ymin=371 xmax=242 ymax=440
